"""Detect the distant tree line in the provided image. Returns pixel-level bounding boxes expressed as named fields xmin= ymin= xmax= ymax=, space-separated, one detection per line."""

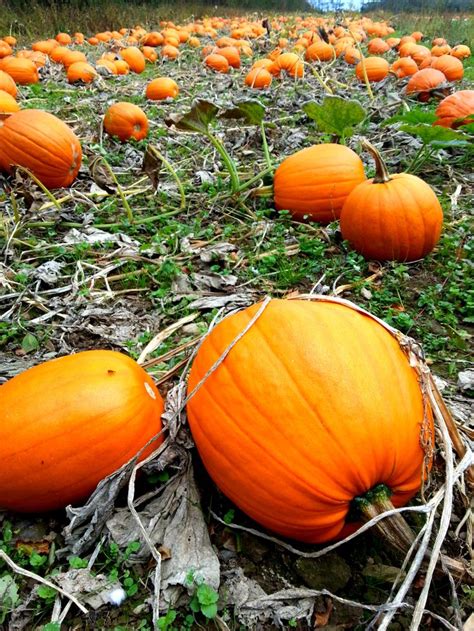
xmin=361 ymin=0 xmax=472 ymax=11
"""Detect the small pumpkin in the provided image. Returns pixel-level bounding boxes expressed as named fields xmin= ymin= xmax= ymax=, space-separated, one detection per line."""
xmin=121 ymin=47 xmax=146 ymax=73
xmin=146 ymin=76 xmax=179 ymax=100
xmin=406 ymin=68 xmax=447 ymax=101
xmin=0 ymin=350 xmax=164 ymax=512
xmin=390 ymin=57 xmax=418 ymax=78
xmin=433 ymin=90 xmax=474 ymax=128
xmin=217 ymin=46 xmax=241 ymax=68
xmin=340 ymin=140 xmax=443 ymax=262
xmin=161 ymin=44 xmax=180 ymax=60
xmin=204 ymin=53 xmax=229 ymax=73
xmin=245 ymin=67 xmax=272 ymax=89
xmin=0 ymin=69 xmax=17 ymax=97
xmin=1 ymin=57 xmax=39 ymax=85
xmin=186 ymin=298 xmax=433 ymax=543
xmin=104 ymin=102 xmax=149 ymax=142
xmin=274 ymin=143 xmax=366 ymax=224
xmin=305 ymin=40 xmax=334 ymax=62
xmin=0 ymin=89 xmax=20 ymax=118
xmin=355 ymin=56 xmax=389 ymax=82
xmin=450 ymin=44 xmax=470 ymax=60
xmin=430 ymin=54 xmax=464 ymax=81
xmin=67 ymin=61 xmax=98 ymax=84
xmin=0 ymin=109 xmax=82 ymax=188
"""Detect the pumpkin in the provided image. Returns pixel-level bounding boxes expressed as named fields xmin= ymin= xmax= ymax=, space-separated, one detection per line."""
xmin=0 ymin=109 xmax=82 ymax=188
xmin=120 ymin=47 xmax=146 ymax=73
xmin=274 ymin=143 xmax=366 ymax=224
xmin=0 ymin=350 xmax=164 ymax=512
xmin=142 ymin=46 xmax=158 ymax=63
xmin=67 ymin=61 xmax=98 ymax=84
xmin=1 ymin=57 xmax=39 ymax=85
xmin=96 ymin=59 xmax=118 ymax=75
xmin=431 ymin=44 xmax=451 ymax=57
xmin=204 ymin=53 xmax=229 ymax=73
xmin=143 ymin=31 xmax=164 ymax=47
xmin=340 ymin=141 xmax=443 ymax=262
xmin=391 ymin=57 xmax=418 ymax=78
xmin=406 ymin=68 xmax=447 ymax=101
xmin=0 ymin=69 xmax=17 ymax=97
xmin=433 ymin=90 xmax=474 ymax=128
xmin=0 ymin=89 xmax=20 ymax=118
xmin=344 ymin=47 xmax=361 ymax=64
xmin=104 ymin=102 xmax=149 ymax=141
xmin=217 ymin=46 xmax=240 ymax=68
xmin=430 ymin=54 xmax=464 ymax=81
xmin=186 ymin=298 xmax=433 ymax=543
xmin=0 ymin=41 xmax=13 ymax=58
xmin=450 ymin=45 xmax=470 ymax=60
xmin=355 ymin=56 xmax=389 ymax=82
xmin=161 ymin=44 xmax=180 ymax=60
xmin=61 ymin=50 xmax=87 ymax=68
xmin=409 ymin=45 xmax=431 ymax=66
xmin=245 ymin=67 xmax=272 ymax=89
xmin=146 ymin=77 xmax=179 ymax=100
xmin=114 ymin=59 xmax=130 ymax=75
xmin=305 ymin=40 xmax=334 ymax=62
xmin=367 ymin=37 xmax=390 ymax=54
xmin=55 ymin=32 xmax=72 ymax=45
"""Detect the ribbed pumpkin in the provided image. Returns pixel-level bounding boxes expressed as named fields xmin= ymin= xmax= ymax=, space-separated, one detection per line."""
xmin=305 ymin=40 xmax=334 ymax=62
xmin=186 ymin=298 xmax=433 ymax=543
xmin=430 ymin=54 xmax=464 ymax=81
xmin=340 ymin=141 xmax=443 ymax=262
xmin=120 ymin=47 xmax=146 ymax=73
xmin=104 ymin=102 xmax=149 ymax=142
xmin=0 ymin=109 xmax=82 ymax=188
xmin=245 ymin=67 xmax=272 ymax=89
xmin=0 ymin=350 xmax=164 ymax=512
xmin=0 ymin=89 xmax=20 ymax=117
xmin=433 ymin=90 xmax=474 ymax=128
xmin=391 ymin=57 xmax=418 ymax=78
xmin=146 ymin=77 xmax=179 ymax=100
xmin=0 ymin=70 xmax=17 ymax=97
xmin=204 ymin=53 xmax=229 ymax=73
xmin=355 ymin=56 xmax=389 ymax=82
xmin=1 ymin=57 xmax=39 ymax=85
xmin=406 ymin=68 xmax=447 ymax=101
xmin=274 ymin=143 xmax=366 ymax=223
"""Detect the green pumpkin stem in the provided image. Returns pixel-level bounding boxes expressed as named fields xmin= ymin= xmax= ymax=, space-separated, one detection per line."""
xmin=362 ymin=139 xmax=391 ymax=184
xmin=355 ymin=484 xmax=469 ymax=581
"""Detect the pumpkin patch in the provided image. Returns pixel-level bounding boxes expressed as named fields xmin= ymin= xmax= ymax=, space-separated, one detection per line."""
xmin=0 ymin=6 xmax=472 ymax=630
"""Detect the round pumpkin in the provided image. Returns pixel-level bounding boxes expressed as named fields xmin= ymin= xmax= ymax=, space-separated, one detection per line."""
xmin=0 ymin=109 xmax=82 ymax=189
xmin=274 ymin=143 xmax=366 ymax=224
xmin=204 ymin=53 xmax=229 ymax=73
xmin=0 ymin=350 xmax=164 ymax=512
xmin=120 ymin=47 xmax=146 ymax=73
xmin=430 ymin=54 xmax=464 ymax=81
xmin=450 ymin=45 xmax=470 ymax=60
xmin=433 ymin=90 xmax=474 ymax=128
xmin=391 ymin=57 xmax=418 ymax=78
xmin=67 ymin=61 xmax=98 ymax=84
xmin=186 ymin=298 xmax=433 ymax=543
xmin=305 ymin=41 xmax=334 ymax=62
xmin=1 ymin=57 xmax=39 ymax=85
xmin=406 ymin=68 xmax=447 ymax=101
xmin=340 ymin=141 xmax=443 ymax=262
xmin=104 ymin=102 xmax=149 ymax=142
xmin=0 ymin=89 xmax=20 ymax=117
xmin=245 ymin=67 xmax=272 ymax=89
xmin=0 ymin=69 xmax=17 ymax=97
xmin=146 ymin=77 xmax=179 ymax=100
xmin=355 ymin=56 xmax=389 ymax=82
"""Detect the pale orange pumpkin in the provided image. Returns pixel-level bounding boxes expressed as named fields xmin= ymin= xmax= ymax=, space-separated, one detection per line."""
xmin=0 ymin=350 xmax=164 ymax=512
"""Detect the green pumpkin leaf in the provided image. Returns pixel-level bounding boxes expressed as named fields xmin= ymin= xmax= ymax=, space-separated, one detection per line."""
xmin=0 ymin=575 xmax=20 ymax=608
xmin=201 ymin=603 xmax=218 ymax=619
xmin=166 ymin=99 xmax=219 ymax=134
xmin=383 ymin=108 xmax=437 ymax=126
xmin=303 ymin=96 xmax=366 ymax=139
xmin=399 ymin=123 xmax=471 ymax=147
xmin=21 ymin=333 xmax=39 ymax=353
xmin=219 ymin=99 xmax=266 ymax=125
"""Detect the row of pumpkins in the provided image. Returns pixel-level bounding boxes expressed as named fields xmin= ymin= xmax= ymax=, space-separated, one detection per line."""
xmin=0 ymin=297 xmax=434 ymax=545
xmin=1 ymin=88 xmax=472 ymax=262
xmin=0 ymin=16 xmax=471 ymax=93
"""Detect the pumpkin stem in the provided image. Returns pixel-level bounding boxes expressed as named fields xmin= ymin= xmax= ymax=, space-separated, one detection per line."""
xmin=354 ymin=484 xmax=469 ymax=581
xmin=361 ymin=139 xmax=391 ymax=184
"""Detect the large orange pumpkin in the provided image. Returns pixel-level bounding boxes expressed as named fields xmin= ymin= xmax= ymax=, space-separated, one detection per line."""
xmin=406 ymin=68 xmax=447 ymax=101
xmin=273 ymin=144 xmax=366 ymax=223
xmin=0 ymin=350 xmax=164 ymax=512
xmin=0 ymin=69 xmax=17 ymax=97
xmin=120 ymin=47 xmax=146 ymax=73
xmin=433 ymin=90 xmax=474 ymax=128
xmin=186 ymin=298 xmax=433 ymax=543
xmin=0 ymin=109 xmax=82 ymax=188
xmin=340 ymin=141 xmax=443 ymax=262
xmin=1 ymin=57 xmax=39 ymax=85
xmin=104 ymin=102 xmax=149 ymax=141
xmin=355 ymin=56 xmax=389 ymax=82
xmin=145 ymin=76 xmax=179 ymax=100
xmin=0 ymin=89 xmax=20 ymax=117
xmin=430 ymin=54 xmax=464 ymax=81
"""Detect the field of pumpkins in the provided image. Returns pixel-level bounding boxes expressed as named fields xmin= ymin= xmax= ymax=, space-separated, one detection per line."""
xmin=0 ymin=10 xmax=473 ymax=631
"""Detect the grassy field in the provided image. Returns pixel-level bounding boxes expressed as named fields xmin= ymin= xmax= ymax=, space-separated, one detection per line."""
xmin=0 ymin=7 xmax=473 ymax=631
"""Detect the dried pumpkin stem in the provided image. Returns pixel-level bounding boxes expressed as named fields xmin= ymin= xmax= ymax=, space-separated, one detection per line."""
xmin=355 ymin=484 xmax=469 ymax=581
xmin=361 ymin=139 xmax=391 ymax=183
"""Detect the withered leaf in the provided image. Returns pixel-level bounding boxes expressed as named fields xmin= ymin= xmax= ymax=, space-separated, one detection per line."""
xmin=87 ymin=153 xmax=117 ymax=193
xmin=142 ymin=145 xmax=162 ymax=191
